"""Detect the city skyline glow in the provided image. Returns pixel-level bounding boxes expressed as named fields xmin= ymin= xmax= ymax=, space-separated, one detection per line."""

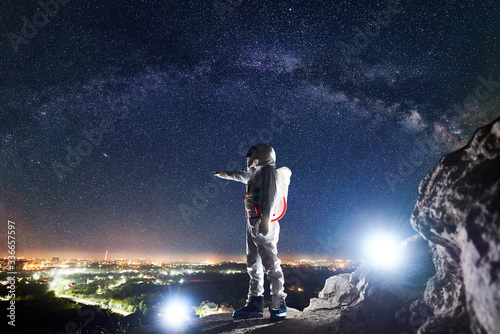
xmin=1 ymin=252 xmax=353 ymax=263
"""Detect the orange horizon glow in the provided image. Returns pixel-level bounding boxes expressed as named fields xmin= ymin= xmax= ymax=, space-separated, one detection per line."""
xmin=1 ymin=250 xmax=351 ymax=263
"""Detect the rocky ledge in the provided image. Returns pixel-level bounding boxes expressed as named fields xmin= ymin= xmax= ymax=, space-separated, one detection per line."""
xmin=410 ymin=116 xmax=500 ymax=333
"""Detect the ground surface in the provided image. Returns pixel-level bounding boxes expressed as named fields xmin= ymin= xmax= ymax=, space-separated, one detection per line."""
xmin=188 ymin=308 xmax=303 ymax=334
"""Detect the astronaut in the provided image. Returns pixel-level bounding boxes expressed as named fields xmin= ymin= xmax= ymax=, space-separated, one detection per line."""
xmin=214 ymin=144 xmax=291 ymax=321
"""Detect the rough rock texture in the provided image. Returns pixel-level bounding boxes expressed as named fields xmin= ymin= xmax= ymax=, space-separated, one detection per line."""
xmin=305 ymin=235 xmax=434 ymax=334
xmin=411 ymin=116 xmax=500 ymax=334
xmin=188 ymin=308 xmax=303 ymax=334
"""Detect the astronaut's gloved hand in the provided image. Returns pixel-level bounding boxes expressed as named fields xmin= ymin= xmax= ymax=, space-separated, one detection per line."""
xmin=258 ymin=217 xmax=270 ymax=236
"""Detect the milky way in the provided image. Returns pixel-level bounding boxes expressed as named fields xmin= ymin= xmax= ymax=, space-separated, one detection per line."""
xmin=1 ymin=0 xmax=499 ymax=259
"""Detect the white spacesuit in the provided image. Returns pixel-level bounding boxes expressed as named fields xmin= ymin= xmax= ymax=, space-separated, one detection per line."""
xmin=215 ymin=144 xmax=291 ymax=320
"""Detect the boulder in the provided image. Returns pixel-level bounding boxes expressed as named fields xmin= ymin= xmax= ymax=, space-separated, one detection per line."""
xmin=411 ymin=116 xmax=500 ymax=334
xmin=294 ymin=234 xmax=435 ymax=334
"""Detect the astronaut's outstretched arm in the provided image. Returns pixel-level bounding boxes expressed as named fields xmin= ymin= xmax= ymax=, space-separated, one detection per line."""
xmin=214 ymin=170 xmax=251 ymax=184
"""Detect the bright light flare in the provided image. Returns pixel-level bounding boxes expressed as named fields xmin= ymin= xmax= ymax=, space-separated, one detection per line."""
xmin=365 ymin=233 xmax=402 ymax=268
xmin=158 ymin=298 xmax=191 ymax=330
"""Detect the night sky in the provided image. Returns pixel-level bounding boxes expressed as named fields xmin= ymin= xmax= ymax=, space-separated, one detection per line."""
xmin=1 ymin=0 xmax=499 ymax=260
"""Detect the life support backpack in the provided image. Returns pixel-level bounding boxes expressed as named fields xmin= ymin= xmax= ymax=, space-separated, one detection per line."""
xmin=244 ymin=167 xmax=291 ymax=222
xmin=245 ymin=195 xmax=287 ymax=222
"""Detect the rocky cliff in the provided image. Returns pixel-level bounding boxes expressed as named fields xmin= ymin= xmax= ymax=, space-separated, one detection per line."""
xmin=410 ymin=116 xmax=500 ymax=334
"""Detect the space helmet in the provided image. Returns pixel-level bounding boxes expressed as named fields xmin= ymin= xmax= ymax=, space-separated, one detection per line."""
xmin=246 ymin=144 xmax=276 ymax=171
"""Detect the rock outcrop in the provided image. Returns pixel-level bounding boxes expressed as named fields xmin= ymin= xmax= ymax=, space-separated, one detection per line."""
xmin=410 ymin=116 xmax=500 ymax=334
xmin=302 ymin=235 xmax=435 ymax=334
